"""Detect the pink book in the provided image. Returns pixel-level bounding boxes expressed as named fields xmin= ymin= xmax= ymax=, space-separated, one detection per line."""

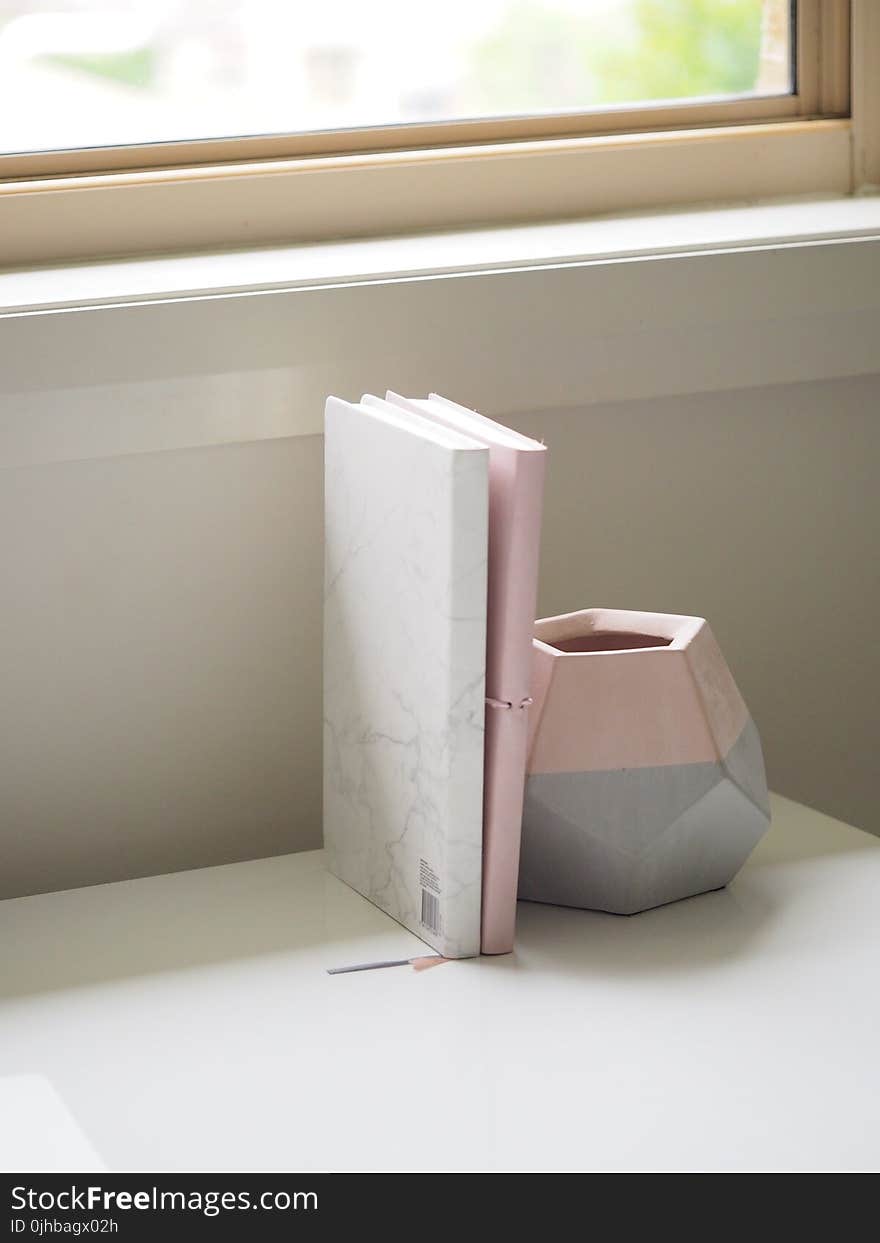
xmin=377 ymin=393 xmax=546 ymax=954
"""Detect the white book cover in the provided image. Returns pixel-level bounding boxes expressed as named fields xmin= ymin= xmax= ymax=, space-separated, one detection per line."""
xmin=323 ymin=396 xmax=488 ymax=958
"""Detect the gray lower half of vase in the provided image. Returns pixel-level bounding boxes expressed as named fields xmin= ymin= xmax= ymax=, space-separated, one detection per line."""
xmin=519 ymin=718 xmax=771 ymax=915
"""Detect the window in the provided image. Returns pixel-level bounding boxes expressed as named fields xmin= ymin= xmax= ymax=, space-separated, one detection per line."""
xmin=2 ymin=1 xmax=795 ymax=154
xmin=0 ymin=2 xmax=874 ymax=269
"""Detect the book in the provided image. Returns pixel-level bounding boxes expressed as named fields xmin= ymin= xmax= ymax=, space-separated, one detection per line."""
xmin=377 ymin=393 xmax=546 ymax=954
xmin=323 ymin=396 xmax=488 ymax=958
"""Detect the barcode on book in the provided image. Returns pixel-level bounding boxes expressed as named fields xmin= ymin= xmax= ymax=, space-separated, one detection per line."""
xmin=420 ymin=888 xmax=441 ymax=935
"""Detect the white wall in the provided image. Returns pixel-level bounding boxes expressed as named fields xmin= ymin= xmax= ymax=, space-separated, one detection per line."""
xmin=512 ymin=376 xmax=880 ymax=843
xmin=1 ymin=371 xmax=877 ymax=899
xmin=0 ymin=437 xmax=323 ymax=899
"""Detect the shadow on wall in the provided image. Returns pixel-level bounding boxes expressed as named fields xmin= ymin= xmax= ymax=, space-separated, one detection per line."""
xmin=506 ymin=375 xmax=880 ymax=837
xmin=0 ymin=434 xmax=325 ymax=901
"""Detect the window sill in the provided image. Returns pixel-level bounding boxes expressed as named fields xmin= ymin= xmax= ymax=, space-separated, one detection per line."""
xmin=2 ymin=191 xmax=879 ymax=315
xmin=0 ymin=192 xmax=879 ymax=469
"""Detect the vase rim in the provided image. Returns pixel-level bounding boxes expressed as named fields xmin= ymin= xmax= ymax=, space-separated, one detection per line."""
xmin=534 ymin=607 xmax=705 ymax=656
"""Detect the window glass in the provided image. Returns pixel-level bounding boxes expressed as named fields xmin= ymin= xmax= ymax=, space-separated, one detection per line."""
xmin=0 ymin=0 xmax=794 ymax=157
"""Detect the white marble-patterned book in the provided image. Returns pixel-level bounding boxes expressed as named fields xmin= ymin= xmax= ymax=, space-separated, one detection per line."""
xmin=323 ymin=396 xmax=489 ymax=958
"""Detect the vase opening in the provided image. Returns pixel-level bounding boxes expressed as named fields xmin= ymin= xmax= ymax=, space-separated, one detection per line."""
xmin=549 ymin=631 xmax=672 ymax=654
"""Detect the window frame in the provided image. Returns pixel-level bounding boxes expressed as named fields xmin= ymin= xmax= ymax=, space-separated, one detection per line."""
xmin=0 ymin=0 xmax=873 ymax=269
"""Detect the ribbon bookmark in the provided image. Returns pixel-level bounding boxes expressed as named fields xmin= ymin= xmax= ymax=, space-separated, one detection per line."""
xmin=327 ymin=955 xmax=449 ymax=975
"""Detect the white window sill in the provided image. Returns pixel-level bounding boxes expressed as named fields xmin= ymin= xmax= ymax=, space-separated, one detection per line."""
xmin=2 ymin=193 xmax=879 ymax=315
xmin=1 ymin=193 xmax=879 ymax=469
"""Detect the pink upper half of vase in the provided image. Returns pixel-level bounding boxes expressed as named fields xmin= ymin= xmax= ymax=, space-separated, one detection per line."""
xmin=527 ymin=608 xmax=749 ymax=775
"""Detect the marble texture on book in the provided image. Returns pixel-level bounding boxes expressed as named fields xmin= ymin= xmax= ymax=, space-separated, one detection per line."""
xmin=323 ymin=397 xmax=488 ymax=958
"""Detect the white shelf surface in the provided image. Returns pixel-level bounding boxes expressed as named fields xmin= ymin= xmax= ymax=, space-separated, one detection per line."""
xmin=1 ymin=793 xmax=878 ymax=1173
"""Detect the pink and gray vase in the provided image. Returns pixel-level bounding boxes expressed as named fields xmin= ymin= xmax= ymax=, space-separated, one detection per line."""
xmin=518 ymin=609 xmax=770 ymax=915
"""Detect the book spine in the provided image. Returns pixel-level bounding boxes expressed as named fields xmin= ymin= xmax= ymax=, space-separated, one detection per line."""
xmin=434 ymin=447 xmax=488 ymax=958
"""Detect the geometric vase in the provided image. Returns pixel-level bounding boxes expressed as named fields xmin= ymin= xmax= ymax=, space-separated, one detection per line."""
xmin=518 ymin=608 xmax=771 ymax=915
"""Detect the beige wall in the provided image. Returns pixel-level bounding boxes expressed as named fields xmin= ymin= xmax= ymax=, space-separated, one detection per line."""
xmin=0 ymin=437 xmax=324 ymax=899
xmin=514 ymin=376 xmax=879 ymax=842
xmin=1 ymin=372 xmax=876 ymax=899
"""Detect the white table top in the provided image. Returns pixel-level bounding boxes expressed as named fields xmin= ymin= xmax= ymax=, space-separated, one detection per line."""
xmin=1 ymin=794 xmax=878 ymax=1173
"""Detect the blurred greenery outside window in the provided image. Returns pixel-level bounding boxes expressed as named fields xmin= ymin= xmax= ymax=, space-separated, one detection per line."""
xmin=0 ymin=1 xmax=792 ymax=157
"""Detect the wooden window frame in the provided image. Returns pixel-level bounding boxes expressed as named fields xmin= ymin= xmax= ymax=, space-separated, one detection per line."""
xmin=0 ymin=0 xmax=875 ymax=269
